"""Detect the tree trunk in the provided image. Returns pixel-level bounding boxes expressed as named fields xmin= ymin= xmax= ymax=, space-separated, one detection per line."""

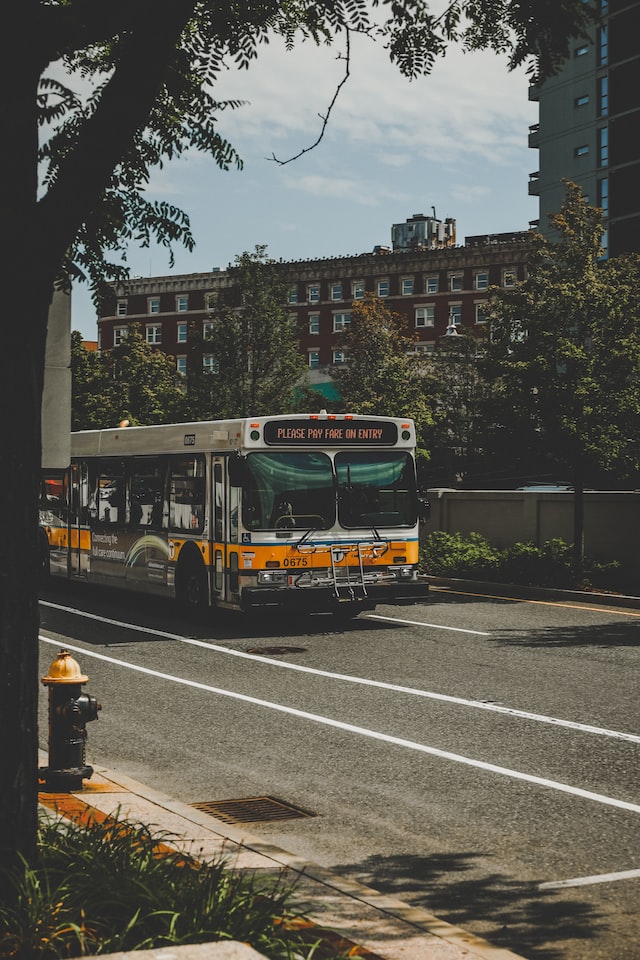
xmin=0 ymin=13 xmax=49 ymax=871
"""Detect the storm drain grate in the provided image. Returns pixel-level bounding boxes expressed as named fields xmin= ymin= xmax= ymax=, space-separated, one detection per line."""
xmin=191 ymin=796 xmax=317 ymax=824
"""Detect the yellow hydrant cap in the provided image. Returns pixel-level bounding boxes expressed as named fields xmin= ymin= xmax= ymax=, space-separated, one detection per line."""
xmin=42 ymin=650 xmax=89 ymax=685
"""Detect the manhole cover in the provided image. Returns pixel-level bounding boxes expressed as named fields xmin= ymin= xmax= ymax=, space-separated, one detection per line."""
xmin=191 ymin=796 xmax=316 ymax=824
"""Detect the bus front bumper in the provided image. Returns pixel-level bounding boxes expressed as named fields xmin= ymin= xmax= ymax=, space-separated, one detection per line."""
xmin=239 ymin=580 xmax=429 ymax=613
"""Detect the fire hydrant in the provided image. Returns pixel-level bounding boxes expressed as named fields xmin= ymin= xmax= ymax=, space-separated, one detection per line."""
xmin=40 ymin=650 xmax=101 ymax=791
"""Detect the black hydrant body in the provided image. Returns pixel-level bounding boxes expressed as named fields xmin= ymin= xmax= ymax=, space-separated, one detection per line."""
xmin=40 ymin=650 xmax=101 ymax=791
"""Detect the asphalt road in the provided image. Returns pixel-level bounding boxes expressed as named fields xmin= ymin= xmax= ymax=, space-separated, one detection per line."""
xmin=38 ymin=581 xmax=640 ymax=960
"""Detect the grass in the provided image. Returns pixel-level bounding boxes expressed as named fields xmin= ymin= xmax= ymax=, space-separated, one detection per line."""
xmin=0 ymin=810 xmax=339 ymax=960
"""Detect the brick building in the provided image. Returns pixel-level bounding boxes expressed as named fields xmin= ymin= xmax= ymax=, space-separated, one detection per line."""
xmin=98 ymin=215 xmax=531 ymax=390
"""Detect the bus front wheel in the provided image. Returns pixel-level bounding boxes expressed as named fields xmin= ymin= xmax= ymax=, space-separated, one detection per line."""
xmin=176 ymin=551 xmax=208 ymax=618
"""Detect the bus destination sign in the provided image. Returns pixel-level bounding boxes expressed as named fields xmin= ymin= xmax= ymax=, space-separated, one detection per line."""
xmin=263 ymin=418 xmax=398 ymax=446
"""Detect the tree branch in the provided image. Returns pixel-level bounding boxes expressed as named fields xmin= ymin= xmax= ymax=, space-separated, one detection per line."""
xmin=268 ymin=30 xmax=351 ymax=165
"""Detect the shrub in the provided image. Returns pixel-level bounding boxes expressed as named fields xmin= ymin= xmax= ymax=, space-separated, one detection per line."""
xmin=421 ymin=532 xmax=624 ymax=591
xmin=420 ymin=531 xmax=501 ymax=580
xmin=0 ymin=812 xmax=328 ymax=960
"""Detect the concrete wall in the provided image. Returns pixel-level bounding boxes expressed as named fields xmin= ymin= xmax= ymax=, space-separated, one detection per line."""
xmin=424 ymin=489 xmax=640 ymax=574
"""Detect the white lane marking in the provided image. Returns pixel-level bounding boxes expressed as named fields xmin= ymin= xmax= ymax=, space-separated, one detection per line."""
xmin=539 ymin=868 xmax=640 ymax=890
xmin=367 ymin=613 xmax=490 ymax=635
xmin=39 ymin=634 xmax=640 ymax=816
xmin=40 ymin=600 xmax=640 ymax=745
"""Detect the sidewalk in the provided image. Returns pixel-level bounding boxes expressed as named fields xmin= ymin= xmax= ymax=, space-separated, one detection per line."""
xmin=38 ymin=755 xmax=526 ymax=960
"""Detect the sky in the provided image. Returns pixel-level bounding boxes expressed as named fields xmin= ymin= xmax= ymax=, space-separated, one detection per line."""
xmin=70 ymin=28 xmax=540 ymax=340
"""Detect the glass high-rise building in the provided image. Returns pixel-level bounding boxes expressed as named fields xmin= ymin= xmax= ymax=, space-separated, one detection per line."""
xmin=528 ymin=0 xmax=640 ymax=257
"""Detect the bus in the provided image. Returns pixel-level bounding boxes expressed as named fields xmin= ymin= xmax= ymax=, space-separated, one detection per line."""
xmin=39 ymin=413 xmax=430 ymax=618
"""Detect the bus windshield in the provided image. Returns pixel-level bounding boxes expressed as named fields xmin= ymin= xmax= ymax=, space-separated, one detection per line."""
xmin=241 ymin=449 xmax=418 ymax=531
xmin=335 ymin=452 xmax=417 ymax=528
xmin=242 ymin=452 xmax=335 ymax=530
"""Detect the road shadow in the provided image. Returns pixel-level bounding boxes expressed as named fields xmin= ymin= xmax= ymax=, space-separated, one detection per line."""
xmin=492 ymin=619 xmax=640 ymax=649
xmin=39 ymin=580 xmax=398 ymax=645
xmin=331 ymin=851 xmax=607 ymax=960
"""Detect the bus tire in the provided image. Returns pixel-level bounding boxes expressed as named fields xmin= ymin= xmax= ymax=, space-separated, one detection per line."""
xmin=175 ymin=549 xmax=208 ymax=619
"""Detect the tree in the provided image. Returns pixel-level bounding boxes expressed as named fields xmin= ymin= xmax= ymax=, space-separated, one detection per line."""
xmin=485 ymin=181 xmax=640 ymax=572
xmin=333 ymin=294 xmax=433 ymax=469
xmin=419 ymin=328 xmax=497 ymax=486
xmin=1 ymin=0 xmax=593 ymax=870
xmin=72 ymin=328 xmax=187 ymax=428
xmin=186 ymin=247 xmax=307 ymax=418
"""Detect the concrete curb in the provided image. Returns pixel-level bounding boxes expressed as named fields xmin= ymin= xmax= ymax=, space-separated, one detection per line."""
xmin=39 ymin=755 xmax=528 ymax=960
xmin=426 ymin=576 xmax=640 ymax=609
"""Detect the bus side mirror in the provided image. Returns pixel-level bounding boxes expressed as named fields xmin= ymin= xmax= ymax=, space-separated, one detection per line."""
xmin=418 ymin=498 xmax=431 ymax=524
xmin=228 ymin=452 xmax=248 ymax=487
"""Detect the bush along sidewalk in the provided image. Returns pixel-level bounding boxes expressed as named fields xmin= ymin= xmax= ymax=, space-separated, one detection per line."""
xmin=0 ymin=810 xmax=343 ymax=960
xmin=420 ymin=532 xmax=626 ymax=593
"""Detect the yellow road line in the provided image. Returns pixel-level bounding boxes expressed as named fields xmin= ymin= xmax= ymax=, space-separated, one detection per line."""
xmin=431 ymin=585 xmax=640 ymax=617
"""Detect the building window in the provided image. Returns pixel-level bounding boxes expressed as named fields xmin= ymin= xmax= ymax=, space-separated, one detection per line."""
xmin=575 ymin=144 xmax=589 ymax=157
xmin=352 ymin=281 xmax=365 ymax=300
xmin=574 ymin=94 xmax=590 ymax=108
xmin=475 ymin=302 xmax=488 ymax=324
xmin=598 ymin=25 xmax=608 ymax=65
xmin=148 ymin=297 xmax=160 ymax=314
xmin=288 ymin=287 xmax=298 ymax=304
xmin=598 ymin=176 xmax=609 ymax=215
xmin=145 ymin=324 xmax=162 ymax=344
xmin=116 ymin=300 xmax=127 ymax=317
xmin=203 ymin=355 xmax=219 ymax=374
xmin=415 ymin=305 xmax=435 ymax=327
xmin=425 ymin=276 xmax=438 ymax=294
xmin=308 ymin=313 xmax=320 ymax=335
xmin=176 ymin=356 xmax=187 ymax=376
xmin=598 ymin=127 xmax=608 ymax=166
xmin=333 ymin=312 xmax=351 ymax=332
xmin=203 ymin=321 xmax=214 ymax=339
xmin=330 ymin=283 xmax=342 ymax=301
xmin=449 ymin=274 xmax=463 ymax=292
xmin=113 ymin=326 xmax=128 ymax=346
xmin=308 ymin=350 xmax=320 ymax=369
xmin=332 ymin=350 xmax=348 ymax=365
xmin=475 ymin=272 xmax=489 ymax=290
xmin=575 ymin=44 xmax=589 ymax=57
xmin=502 ymin=270 xmax=516 ymax=288
xmin=598 ymin=75 xmax=609 ymax=117
xmin=176 ymin=295 xmax=189 ymax=312
xmin=177 ymin=322 xmax=188 ymax=343
xmin=377 ymin=279 xmax=389 ymax=298
xmin=308 ymin=284 xmax=320 ymax=304
xmin=401 ymin=278 xmax=414 ymax=296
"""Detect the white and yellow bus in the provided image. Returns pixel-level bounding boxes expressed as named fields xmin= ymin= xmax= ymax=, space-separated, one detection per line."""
xmin=39 ymin=413 xmax=429 ymax=617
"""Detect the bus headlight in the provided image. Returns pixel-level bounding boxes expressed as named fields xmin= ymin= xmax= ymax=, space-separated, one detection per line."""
xmin=258 ymin=570 xmax=288 ymax=585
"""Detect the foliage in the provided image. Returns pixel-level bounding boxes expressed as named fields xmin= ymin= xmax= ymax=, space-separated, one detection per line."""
xmin=185 ymin=247 xmax=307 ymax=419
xmin=333 ymin=293 xmax=433 ymax=443
xmin=420 ymin=532 xmax=622 ymax=590
xmin=485 ymin=182 xmax=640 ymax=488
xmin=420 ymin=531 xmax=502 ymax=580
xmin=71 ymin=327 xmax=186 ymax=428
xmin=0 ymin=812 xmax=329 ymax=960
xmin=418 ymin=328 xmax=498 ymax=486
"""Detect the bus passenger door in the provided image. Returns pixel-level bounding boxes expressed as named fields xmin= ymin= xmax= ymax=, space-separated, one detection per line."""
xmin=213 ymin=459 xmax=239 ymax=603
xmin=69 ymin=462 xmax=88 ymax=577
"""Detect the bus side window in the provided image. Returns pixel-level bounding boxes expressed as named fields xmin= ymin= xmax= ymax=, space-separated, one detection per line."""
xmin=130 ymin=457 xmax=167 ymax=529
xmin=169 ymin=455 xmax=205 ymax=533
xmin=96 ymin=460 xmax=125 ymax=524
